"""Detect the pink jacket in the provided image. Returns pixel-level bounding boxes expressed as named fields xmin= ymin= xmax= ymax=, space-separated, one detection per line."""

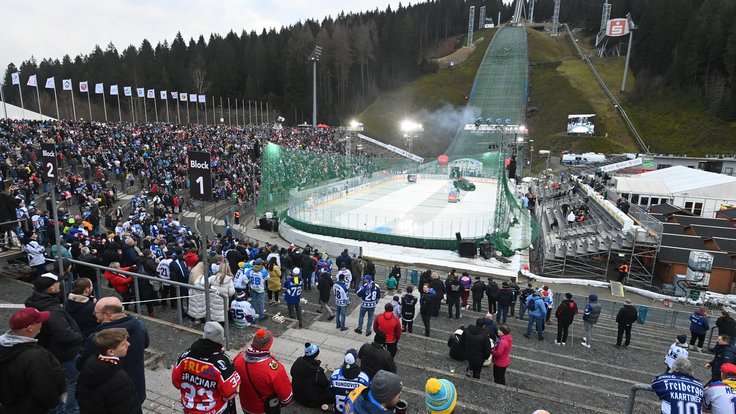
xmin=491 ymin=333 xmax=512 ymax=368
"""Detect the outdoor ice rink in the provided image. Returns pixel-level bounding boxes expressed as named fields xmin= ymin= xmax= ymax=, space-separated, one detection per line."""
xmin=291 ymin=177 xmax=498 ymax=239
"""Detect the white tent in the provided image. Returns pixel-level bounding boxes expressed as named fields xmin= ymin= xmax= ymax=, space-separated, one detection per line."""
xmin=0 ymin=101 xmax=55 ymax=121
xmin=616 ymin=166 xmax=736 ymax=217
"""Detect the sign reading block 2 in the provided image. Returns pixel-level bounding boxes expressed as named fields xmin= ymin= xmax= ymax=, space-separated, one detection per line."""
xmin=41 ymin=143 xmax=58 ymax=183
xmin=188 ymin=151 xmax=212 ymax=202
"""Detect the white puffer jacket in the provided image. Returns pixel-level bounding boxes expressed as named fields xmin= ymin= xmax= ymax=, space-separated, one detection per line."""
xmin=187 ymin=274 xmax=207 ymax=320
xmin=207 ymin=275 xmax=235 ymax=322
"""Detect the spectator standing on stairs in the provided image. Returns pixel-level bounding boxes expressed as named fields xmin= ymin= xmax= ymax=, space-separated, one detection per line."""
xmin=689 ymin=309 xmax=710 ymax=352
xmin=707 ymin=335 xmax=736 ymax=384
xmin=717 ymin=310 xmax=736 ymax=346
xmin=581 ymin=294 xmax=601 ymax=349
xmin=664 ymin=335 xmax=689 ymax=373
xmin=615 ymin=299 xmax=638 ymax=349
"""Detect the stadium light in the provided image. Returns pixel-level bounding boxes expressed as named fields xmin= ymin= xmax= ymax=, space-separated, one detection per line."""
xmin=400 ymin=120 xmax=423 ymax=133
xmin=348 ymin=119 xmax=364 ymax=131
xmin=311 ymin=45 xmax=322 ymax=128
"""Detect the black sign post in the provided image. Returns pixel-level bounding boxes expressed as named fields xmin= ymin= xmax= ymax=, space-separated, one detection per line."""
xmin=41 ymin=143 xmax=63 ymax=279
xmin=187 ymin=151 xmax=213 ymax=321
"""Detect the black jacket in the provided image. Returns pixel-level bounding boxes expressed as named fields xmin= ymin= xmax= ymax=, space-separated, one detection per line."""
xmin=77 ymin=253 xmax=102 ymax=279
xmin=65 ymin=293 xmax=100 ymax=337
xmin=358 ymin=342 xmax=396 ymax=379
xmin=76 ymin=355 xmax=142 ymax=414
xmin=77 ymin=316 xmax=150 ymax=403
xmin=420 ymin=292 xmax=435 ymax=317
xmin=24 ymin=290 xmax=84 ymax=363
xmin=711 ymin=344 xmax=736 ymax=380
xmin=460 ymin=324 xmax=492 ymax=367
xmin=445 ymin=278 xmax=464 ymax=298
xmin=498 ymin=287 xmax=513 ymax=306
xmin=448 ymin=329 xmax=466 ymax=361
xmin=335 ymin=252 xmax=352 ymax=272
xmin=0 ymin=337 xmax=66 ymax=414
xmin=317 ymin=272 xmax=333 ymax=303
xmin=486 ymin=281 xmax=499 ymax=299
xmin=429 ymin=278 xmax=445 ymax=297
xmin=290 ymin=356 xmax=332 ymax=408
xmin=555 ymin=299 xmax=579 ymax=324
xmin=401 ymin=294 xmax=417 ymax=321
xmin=717 ymin=315 xmax=736 ymax=337
xmin=616 ymin=304 xmax=638 ymax=325
xmin=121 ymin=244 xmax=140 ymax=268
xmin=471 ymin=281 xmax=486 ymax=300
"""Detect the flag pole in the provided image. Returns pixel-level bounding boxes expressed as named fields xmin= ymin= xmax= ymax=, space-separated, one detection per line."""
xmin=249 ymin=100 xmax=252 ymax=125
xmin=185 ymin=98 xmax=190 ymax=124
xmin=0 ymin=84 xmax=7 ymax=119
xmin=266 ymin=101 xmax=269 ymax=124
xmin=86 ymin=89 xmax=92 ymax=121
xmin=153 ymin=94 xmax=158 ymax=123
xmin=35 ymin=83 xmax=42 ymax=117
xmin=235 ymin=98 xmax=239 ymax=126
xmin=130 ymin=95 xmax=134 ymax=123
xmin=16 ymin=72 xmax=25 ymax=119
xmin=204 ymin=97 xmax=208 ymax=125
xmin=211 ymin=96 xmax=215 ymax=124
xmin=52 ymin=82 xmax=59 ymax=119
xmin=195 ymin=97 xmax=199 ymax=124
xmin=116 ymin=92 xmax=122 ymax=122
xmin=165 ymin=95 xmax=170 ymax=123
xmin=142 ymin=92 xmax=147 ymax=123
xmin=176 ymin=95 xmax=180 ymax=124
xmin=220 ymin=97 xmax=224 ymax=122
xmin=101 ymin=88 xmax=107 ymax=122
xmin=227 ymin=97 xmax=231 ymax=125
xmin=69 ymin=82 xmax=77 ymax=120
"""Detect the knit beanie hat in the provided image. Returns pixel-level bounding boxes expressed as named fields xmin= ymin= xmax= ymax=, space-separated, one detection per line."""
xmin=252 ymin=328 xmax=274 ymax=351
xmin=203 ymin=321 xmax=224 ymax=344
xmin=425 ymin=378 xmax=458 ymax=414
xmin=374 ymin=331 xmax=387 ymax=345
xmin=304 ymin=342 xmax=320 ymax=358
xmin=588 ymin=294 xmax=598 ymax=302
xmin=371 ymin=370 xmax=402 ymax=404
xmin=343 ymin=349 xmax=358 ymax=368
xmin=676 ymin=334 xmax=687 ymax=344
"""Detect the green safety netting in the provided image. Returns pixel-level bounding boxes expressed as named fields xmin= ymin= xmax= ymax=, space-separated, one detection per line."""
xmin=256 ymin=26 xmax=538 ymax=255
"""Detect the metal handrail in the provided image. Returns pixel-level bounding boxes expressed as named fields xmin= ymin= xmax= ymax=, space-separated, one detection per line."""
xmin=626 ymin=384 xmax=654 ymax=414
xmin=57 ymin=257 xmax=231 ymax=349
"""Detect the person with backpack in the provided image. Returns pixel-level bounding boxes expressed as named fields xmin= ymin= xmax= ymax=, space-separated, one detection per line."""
xmin=554 ymin=293 xmax=579 ymax=347
xmin=518 ymin=283 xmax=535 ymax=320
xmin=400 ymin=286 xmax=417 ymax=333
xmin=581 ymin=294 xmax=601 ymax=349
xmin=486 ymin=278 xmax=499 ymax=314
xmin=523 ymin=292 xmax=547 ymax=341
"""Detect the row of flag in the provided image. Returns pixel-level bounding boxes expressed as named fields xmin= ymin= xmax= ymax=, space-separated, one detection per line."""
xmin=10 ymin=72 xmax=206 ymax=102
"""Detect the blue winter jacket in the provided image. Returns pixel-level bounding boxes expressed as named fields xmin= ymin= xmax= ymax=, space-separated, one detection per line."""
xmin=526 ymin=294 xmax=547 ymax=319
xmin=690 ymin=312 xmax=710 ymax=335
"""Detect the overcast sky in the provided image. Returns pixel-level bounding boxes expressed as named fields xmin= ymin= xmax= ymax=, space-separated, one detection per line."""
xmin=2 ymin=0 xmax=418 ymax=78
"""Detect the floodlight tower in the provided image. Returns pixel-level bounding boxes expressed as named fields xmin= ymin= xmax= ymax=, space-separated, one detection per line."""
xmin=600 ymin=0 xmax=611 ymax=32
xmin=310 ymin=45 xmax=322 ymax=128
xmin=467 ymin=6 xmax=475 ymax=47
xmin=529 ymin=0 xmax=536 ymax=23
xmin=551 ymin=0 xmax=561 ymax=36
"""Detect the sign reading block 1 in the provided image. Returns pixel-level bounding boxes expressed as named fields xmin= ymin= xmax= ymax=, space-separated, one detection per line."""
xmin=187 ymin=151 xmax=212 ymax=202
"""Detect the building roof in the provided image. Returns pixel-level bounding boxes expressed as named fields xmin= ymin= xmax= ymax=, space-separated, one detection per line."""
xmin=649 ymin=203 xmax=692 ymax=215
xmin=661 ymin=234 xmax=707 ymax=249
xmin=658 ymin=246 xmax=736 ymax=270
xmin=616 ymin=166 xmax=736 ymax=198
xmin=717 ymin=208 xmax=736 ymax=220
xmin=689 ymin=225 xmax=736 ymax=240
xmin=670 ymin=215 xmax=732 ymax=228
xmin=713 ymin=238 xmax=736 ymax=253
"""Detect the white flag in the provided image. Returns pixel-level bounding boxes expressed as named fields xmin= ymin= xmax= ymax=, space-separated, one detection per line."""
xmin=110 ymin=85 xmax=118 ymax=95
xmin=79 ymin=81 xmax=89 ymax=92
xmin=171 ymin=91 xmax=178 ymax=100
xmin=95 ymin=83 xmax=104 ymax=94
xmin=27 ymin=74 xmax=37 ymax=87
xmin=180 ymin=93 xmax=188 ymax=102
xmin=146 ymin=89 xmax=155 ymax=99
xmin=198 ymin=95 xmax=205 ymax=103
xmin=190 ymin=92 xmax=196 ymax=102
xmin=124 ymin=86 xmax=132 ymax=97
xmin=62 ymin=79 xmax=72 ymax=91
xmin=11 ymin=72 xmax=20 ymax=85
xmin=136 ymin=87 xmax=144 ymax=98
xmin=45 ymin=77 xmax=55 ymax=89
xmin=160 ymin=90 xmax=167 ymax=100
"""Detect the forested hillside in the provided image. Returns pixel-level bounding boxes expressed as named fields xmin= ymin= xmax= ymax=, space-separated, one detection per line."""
xmin=1 ymin=0 xmax=511 ymax=125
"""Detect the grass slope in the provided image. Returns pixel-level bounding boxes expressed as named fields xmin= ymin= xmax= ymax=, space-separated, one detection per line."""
xmin=359 ymin=29 xmax=496 ymax=158
xmin=526 ymin=29 xmax=638 ymax=159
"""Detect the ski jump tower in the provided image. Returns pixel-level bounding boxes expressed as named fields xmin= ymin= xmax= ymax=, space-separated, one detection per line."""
xmin=512 ymin=0 xmax=525 ymax=24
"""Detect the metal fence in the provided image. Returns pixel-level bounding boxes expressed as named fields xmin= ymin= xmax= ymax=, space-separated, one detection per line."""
xmin=58 ymin=257 xmax=232 ymax=349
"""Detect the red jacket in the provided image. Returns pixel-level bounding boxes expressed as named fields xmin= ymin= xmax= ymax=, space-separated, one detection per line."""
xmin=491 ymin=333 xmax=513 ymax=368
xmin=104 ymin=266 xmax=134 ymax=294
xmin=373 ymin=311 xmax=402 ymax=344
xmin=234 ymin=352 xmax=293 ymax=414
